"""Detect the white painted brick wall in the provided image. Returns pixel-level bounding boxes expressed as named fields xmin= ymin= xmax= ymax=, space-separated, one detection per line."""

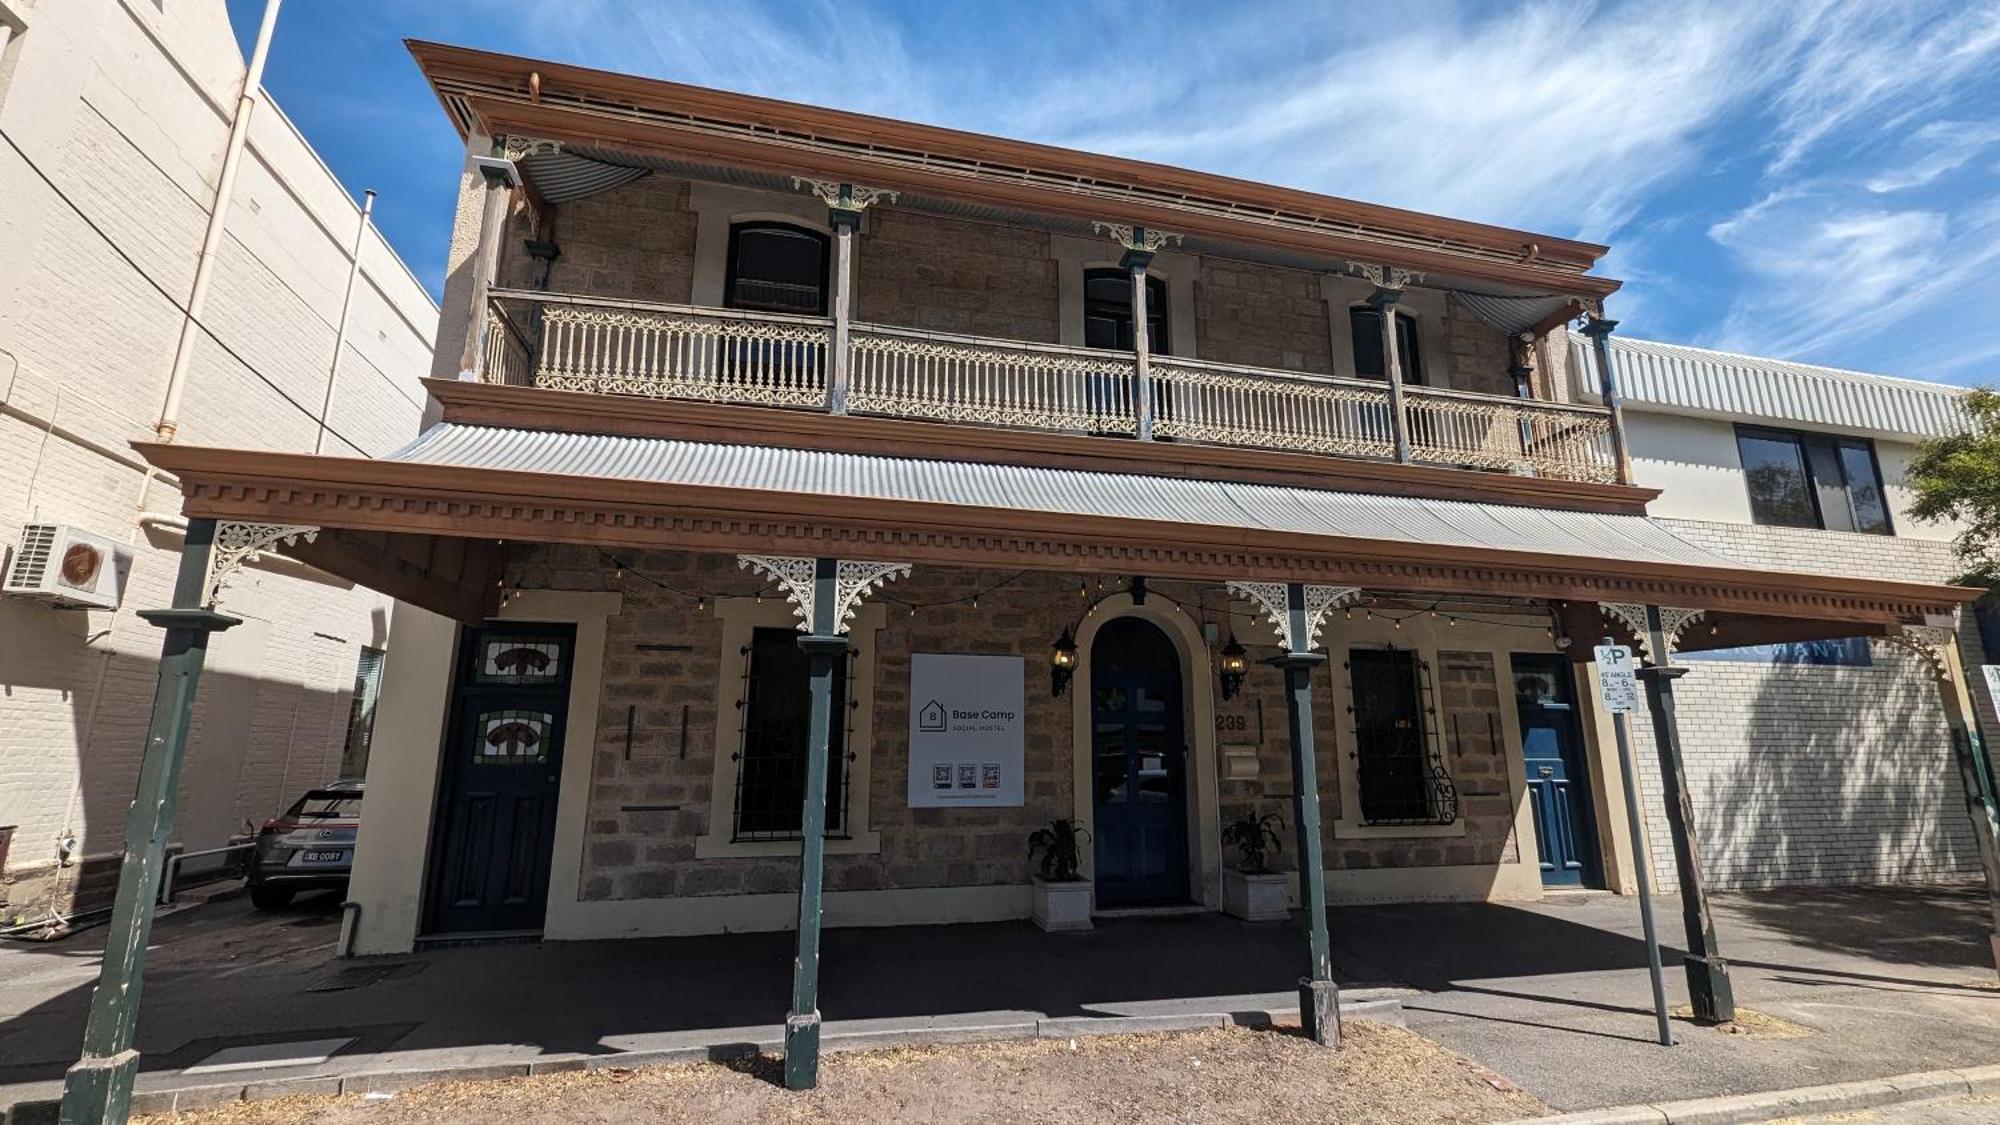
xmin=0 ymin=0 xmax=434 ymax=918
xmin=1629 ymin=519 xmax=1988 ymax=891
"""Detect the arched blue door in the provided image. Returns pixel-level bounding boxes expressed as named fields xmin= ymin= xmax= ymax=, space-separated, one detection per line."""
xmin=1091 ymin=617 xmax=1190 ymax=906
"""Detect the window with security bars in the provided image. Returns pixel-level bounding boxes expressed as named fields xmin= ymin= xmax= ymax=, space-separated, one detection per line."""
xmin=732 ymin=626 xmax=852 ymax=840
xmin=1349 ymin=648 xmax=1457 ymax=826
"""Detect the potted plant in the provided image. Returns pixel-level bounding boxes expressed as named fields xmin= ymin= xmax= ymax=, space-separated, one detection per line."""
xmin=1027 ymin=818 xmax=1093 ymax=932
xmin=1221 ymin=811 xmax=1292 ymax=922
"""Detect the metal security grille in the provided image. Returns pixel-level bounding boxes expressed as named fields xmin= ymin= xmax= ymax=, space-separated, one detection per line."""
xmin=1348 ymin=648 xmax=1459 ymax=826
xmin=731 ymin=627 xmax=854 ymax=841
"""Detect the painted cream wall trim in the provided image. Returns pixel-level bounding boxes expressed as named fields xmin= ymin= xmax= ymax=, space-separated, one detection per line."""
xmin=1319 ymin=273 xmax=1450 ymax=390
xmin=688 ymin=180 xmax=853 ymax=311
xmin=1049 ymin=233 xmax=1199 ymax=358
xmin=1576 ymin=661 xmax=1643 ymax=894
xmin=1067 ymin=591 xmax=1222 ymax=909
xmin=694 ymin=597 xmax=886 ymax=858
xmin=546 ymin=883 xmax=1034 ymax=940
xmin=511 ymin=590 xmax=624 ymax=936
xmin=344 ymin=602 xmax=459 ymax=955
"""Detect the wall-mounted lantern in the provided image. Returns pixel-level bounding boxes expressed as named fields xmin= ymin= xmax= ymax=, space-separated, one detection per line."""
xmin=1218 ymin=634 xmax=1248 ymax=700
xmin=1050 ymin=627 xmax=1079 ymax=697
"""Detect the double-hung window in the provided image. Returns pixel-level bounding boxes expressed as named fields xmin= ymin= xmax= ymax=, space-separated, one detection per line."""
xmin=724 ymin=222 xmax=830 ymax=315
xmin=1734 ymin=426 xmax=1892 ymax=535
xmin=1348 ymin=307 xmax=1424 ymax=384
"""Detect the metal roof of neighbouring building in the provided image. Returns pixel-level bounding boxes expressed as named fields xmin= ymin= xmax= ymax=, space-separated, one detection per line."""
xmin=1569 ymin=334 xmax=1972 ymax=441
xmin=389 ymin=422 xmax=1750 ymax=573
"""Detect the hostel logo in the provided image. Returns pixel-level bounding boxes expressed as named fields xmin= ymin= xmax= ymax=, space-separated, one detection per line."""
xmin=917 ymin=700 xmax=947 ymax=732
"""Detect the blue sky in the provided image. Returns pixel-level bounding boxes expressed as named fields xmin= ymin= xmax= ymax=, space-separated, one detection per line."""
xmin=229 ymin=0 xmax=2000 ymax=386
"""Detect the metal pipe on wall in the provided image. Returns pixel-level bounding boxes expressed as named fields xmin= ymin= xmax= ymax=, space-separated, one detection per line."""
xmin=316 ymin=188 xmax=375 ymax=454
xmin=153 ymin=0 xmax=283 ymax=444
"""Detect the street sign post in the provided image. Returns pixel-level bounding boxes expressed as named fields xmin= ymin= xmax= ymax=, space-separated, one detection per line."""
xmin=1597 ymin=639 xmax=1673 ymax=1047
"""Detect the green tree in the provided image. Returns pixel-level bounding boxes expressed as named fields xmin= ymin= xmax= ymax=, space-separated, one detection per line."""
xmin=1909 ymin=388 xmax=2000 ymax=593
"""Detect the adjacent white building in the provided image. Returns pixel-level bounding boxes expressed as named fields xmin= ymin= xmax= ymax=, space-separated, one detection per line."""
xmin=1573 ymin=334 xmax=1991 ymax=892
xmin=0 ymin=0 xmax=435 ymax=924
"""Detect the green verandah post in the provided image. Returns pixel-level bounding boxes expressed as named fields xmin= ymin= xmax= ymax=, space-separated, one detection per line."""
xmin=61 ymin=518 xmax=240 ymax=1125
xmin=785 ymin=557 xmax=848 ymax=1090
xmin=1269 ymin=581 xmax=1341 ymax=1046
xmin=1639 ymin=604 xmax=1735 ymax=1024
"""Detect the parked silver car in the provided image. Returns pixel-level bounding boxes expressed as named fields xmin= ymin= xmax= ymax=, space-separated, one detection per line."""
xmin=247 ymin=784 xmax=362 ymax=909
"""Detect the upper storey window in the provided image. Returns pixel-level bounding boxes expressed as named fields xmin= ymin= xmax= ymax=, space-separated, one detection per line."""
xmin=1083 ymin=269 xmax=1170 ymax=355
xmin=1348 ymin=307 xmax=1424 ymax=384
xmin=725 ymin=222 xmax=830 ymax=315
xmin=1735 ymin=425 xmax=1892 ymax=535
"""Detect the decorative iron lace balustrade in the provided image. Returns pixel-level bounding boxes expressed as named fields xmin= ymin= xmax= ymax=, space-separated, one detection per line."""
xmin=850 ymin=324 xmax=1138 ymax=435
xmin=1404 ymin=386 xmax=1619 ymax=484
xmin=485 ymin=289 xmax=1618 ymax=484
xmin=1152 ymin=356 xmax=1397 ymax=458
xmin=520 ymin=291 xmax=833 ymax=408
xmin=482 ymin=306 xmax=533 ymax=388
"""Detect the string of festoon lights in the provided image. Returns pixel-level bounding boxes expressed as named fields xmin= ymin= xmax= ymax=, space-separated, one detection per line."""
xmin=489 ymin=548 xmax=1572 ymax=643
xmin=493 ymin=548 xmax=1038 ymax=618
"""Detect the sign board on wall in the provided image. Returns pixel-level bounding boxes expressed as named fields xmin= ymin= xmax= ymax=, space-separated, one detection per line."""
xmin=1594 ymin=643 xmax=1639 ymax=714
xmin=908 ymin=653 xmax=1025 ymax=807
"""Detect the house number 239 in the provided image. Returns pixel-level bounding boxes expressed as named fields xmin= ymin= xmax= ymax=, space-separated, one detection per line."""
xmin=1215 ymin=714 xmax=1247 ymax=732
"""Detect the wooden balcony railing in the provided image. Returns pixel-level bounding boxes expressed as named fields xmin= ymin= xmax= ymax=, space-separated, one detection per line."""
xmin=484 ymin=290 xmax=1620 ymax=484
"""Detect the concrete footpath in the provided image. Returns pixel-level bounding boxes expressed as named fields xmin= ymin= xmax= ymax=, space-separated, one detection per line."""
xmin=1 ymin=883 xmax=1996 ymax=1120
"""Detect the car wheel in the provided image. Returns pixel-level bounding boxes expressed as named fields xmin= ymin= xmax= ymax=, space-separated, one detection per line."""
xmin=250 ymin=885 xmax=296 ymax=910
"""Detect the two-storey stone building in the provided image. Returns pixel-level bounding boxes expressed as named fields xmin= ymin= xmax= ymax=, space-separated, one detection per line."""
xmin=96 ymin=41 xmax=1999 ymax=1093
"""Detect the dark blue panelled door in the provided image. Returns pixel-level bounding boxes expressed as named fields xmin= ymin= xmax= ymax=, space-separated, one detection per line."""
xmin=1091 ymin=618 xmax=1189 ymax=906
xmin=1512 ymin=654 xmax=1602 ymax=888
xmin=426 ymin=623 xmax=574 ymax=934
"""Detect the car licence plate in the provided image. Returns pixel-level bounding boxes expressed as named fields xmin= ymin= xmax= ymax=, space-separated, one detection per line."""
xmin=297 ymin=849 xmax=346 ymax=864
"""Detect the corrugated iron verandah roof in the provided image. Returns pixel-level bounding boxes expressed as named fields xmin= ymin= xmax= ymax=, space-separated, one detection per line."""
xmin=407 ymin=39 xmax=1620 ymax=302
xmin=136 ymin=417 xmax=1974 ymax=627
xmin=389 ymin=423 xmax=1735 ymax=572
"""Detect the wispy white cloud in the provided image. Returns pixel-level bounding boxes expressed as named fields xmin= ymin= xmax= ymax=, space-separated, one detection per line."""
xmin=1865 ymin=121 xmax=2000 ymax=193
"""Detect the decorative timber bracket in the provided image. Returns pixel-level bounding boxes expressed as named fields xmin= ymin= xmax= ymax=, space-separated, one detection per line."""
xmin=1347 ymin=261 xmax=1424 ymax=291
xmin=1873 ymin=623 xmax=1959 ymax=681
xmin=738 ymin=554 xmax=911 ymax=635
xmin=204 ymin=521 xmax=319 ymax=607
xmin=794 ymin=178 xmax=899 ymax=215
xmin=1228 ymin=581 xmax=1361 ymax=652
xmin=499 ymin=135 xmax=563 ymax=161
xmin=1094 ymin=222 xmax=1183 ymax=256
xmin=1598 ymin=602 xmax=1705 ymax=664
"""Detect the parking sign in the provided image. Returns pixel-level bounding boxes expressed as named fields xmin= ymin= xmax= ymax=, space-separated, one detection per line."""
xmin=1595 ymin=643 xmax=1639 ymax=713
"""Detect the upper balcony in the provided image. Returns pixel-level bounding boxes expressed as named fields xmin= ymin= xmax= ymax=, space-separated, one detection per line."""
xmin=420 ymin=41 xmax=1632 ymax=490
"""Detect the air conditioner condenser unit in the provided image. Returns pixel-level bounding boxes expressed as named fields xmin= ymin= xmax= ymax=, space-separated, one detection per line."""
xmin=3 ymin=523 xmax=134 ymax=610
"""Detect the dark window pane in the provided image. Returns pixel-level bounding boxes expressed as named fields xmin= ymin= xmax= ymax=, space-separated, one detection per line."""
xmin=1737 ymin=430 xmax=1818 ymax=528
xmin=726 ymin=224 xmax=828 ymax=315
xmin=1802 ymin=435 xmax=1853 ymax=532
xmin=736 ymin=627 xmax=847 ymax=838
xmin=1350 ymin=649 xmax=1432 ymax=823
xmin=1348 ymin=307 xmax=1422 ymax=384
xmin=1082 ymin=269 xmax=1169 ymax=355
xmin=1838 ymin=440 xmax=1891 ymax=535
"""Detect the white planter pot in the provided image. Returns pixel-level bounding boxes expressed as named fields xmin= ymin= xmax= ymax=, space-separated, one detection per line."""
xmin=1223 ymin=869 xmax=1291 ymax=922
xmin=1031 ymin=876 xmax=1094 ymax=932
